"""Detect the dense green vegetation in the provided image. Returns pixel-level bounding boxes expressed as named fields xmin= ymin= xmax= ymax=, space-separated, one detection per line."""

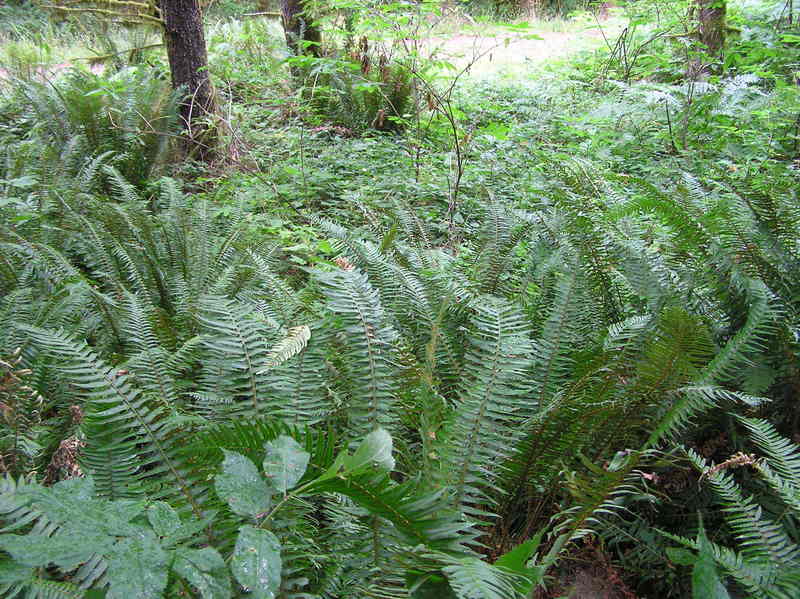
xmin=1 ymin=0 xmax=799 ymax=597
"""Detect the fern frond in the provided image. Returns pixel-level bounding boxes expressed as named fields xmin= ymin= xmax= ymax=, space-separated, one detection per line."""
xmin=316 ymin=267 xmax=401 ymax=437
xmin=260 ymin=325 xmax=311 ymax=371
xmin=21 ymin=327 xmax=201 ymax=516
xmin=194 ymin=295 xmax=273 ymax=418
xmin=687 ymin=448 xmax=800 ymax=566
xmin=443 ymin=296 xmax=532 ymax=515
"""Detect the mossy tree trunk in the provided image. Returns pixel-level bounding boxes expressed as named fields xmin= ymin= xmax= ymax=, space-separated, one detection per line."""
xmin=281 ymin=0 xmax=321 ymax=58
xmin=697 ymin=0 xmax=727 ymax=56
xmin=158 ymin=0 xmax=217 ymax=160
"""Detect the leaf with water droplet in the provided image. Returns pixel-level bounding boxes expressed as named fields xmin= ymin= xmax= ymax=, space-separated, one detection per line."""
xmin=106 ymin=528 xmax=169 ymax=599
xmin=147 ymin=501 xmax=181 ymax=538
xmin=231 ymin=526 xmax=282 ymax=599
xmin=173 ymin=546 xmax=232 ymax=599
xmin=262 ymin=435 xmax=310 ymax=494
xmin=215 ymin=450 xmax=271 ymax=518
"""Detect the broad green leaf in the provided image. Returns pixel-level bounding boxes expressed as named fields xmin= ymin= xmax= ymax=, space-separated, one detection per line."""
xmin=692 ymin=524 xmax=731 ymax=599
xmin=106 ymin=530 xmax=169 ymax=599
xmin=692 ymin=553 xmax=730 ymax=599
xmin=408 ymin=572 xmax=458 ymax=599
xmin=262 ymin=435 xmax=310 ymax=494
xmin=147 ymin=501 xmax=181 ymax=538
xmin=322 ymin=428 xmax=395 ymax=480
xmin=666 ymin=546 xmax=696 ymax=566
xmin=0 ymin=561 xmax=33 ymax=584
xmin=494 ymin=533 xmax=545 ymax=594
xmin=173 ymin=547 xmax=232 ymax=599
xmin=494 ymin=534 xmax=542 ymax=572
xmin=215 ymin=450 xmax=271 ymax=518
xmin=1 ymin=175 xmax=36 ymax=189
xmin=0 ymin=531 xmax=111 ymax=569
xmin=231 ymin=526 xmax=282 ymax=599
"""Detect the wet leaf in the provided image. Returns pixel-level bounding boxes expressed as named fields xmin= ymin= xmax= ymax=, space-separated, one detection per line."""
xmin=262 ymin=435 xmax=310 ymax=494
xmin=231 ymin=526 xmax=282 ymax=599
xmin=147 ymin=501 xmax=181 ymax=538
xmin=106 ymin=529 xmax=169 ymax=599
xmin=215 ymin=450 xmax=271 ymax=518
xmin=173 ymin=547 xmax=232 ymax=599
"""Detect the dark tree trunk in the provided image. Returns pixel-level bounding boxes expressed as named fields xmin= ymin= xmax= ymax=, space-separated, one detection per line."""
xmin=281 ymin=0 xmax=321 ymax=58
xmin=697 ymin=0 xmax=726 ymax=56
xmin=158 ymin=0 xmax=217 ymax=159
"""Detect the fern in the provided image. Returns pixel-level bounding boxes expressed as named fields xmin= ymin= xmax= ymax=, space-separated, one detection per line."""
xmin=194 ymin=294 xmax=274 ymax=418
xmin=442 ymin=296 xmax=532 ymax=516
xmin=21 ymin=326 xmax=202 ymax=518
xmin=316 ymin=266 xmax=402 ymax=437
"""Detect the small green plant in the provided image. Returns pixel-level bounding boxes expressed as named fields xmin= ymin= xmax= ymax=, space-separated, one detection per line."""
xmin=292 ymin=38 xmax=414 ymax=132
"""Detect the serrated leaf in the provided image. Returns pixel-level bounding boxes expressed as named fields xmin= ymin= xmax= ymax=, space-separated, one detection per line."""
xmin=0 ymin=561 xmax=33 ymax=584
xmin=215 ymin=450 xmax=271 ymax=518
xmin=692 ymin=524 xmax=731 ymax=599
xmin=147 ymin=501 xmax=181 ymax=538
xmin=259 ymin=326 xmax=311 ymax=371
xmin=106 ymin=529 xmax=169 ymax=599
xmin=0 ymin=531 xmax=112 ymax=569
xmin=262 ymin=436 xmax=310 ymax=494
xmin=173 ymin=547 xmax=232 ymax=599
xmin=322 ymin=428 xmax=395 ymax=480
xmin=231 ymin=526 xmax=282 ymax=599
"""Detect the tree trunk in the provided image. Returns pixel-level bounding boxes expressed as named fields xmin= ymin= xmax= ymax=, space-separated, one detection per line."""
xmin=158 ymin=0 xmax=217 ymax=160
xmin=697 ymin=0 xmax=726 ymax=56
xmin=281 ymin=0 xmax=321 ymax=58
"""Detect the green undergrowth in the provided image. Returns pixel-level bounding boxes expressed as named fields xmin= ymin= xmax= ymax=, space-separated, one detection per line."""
xmin=1 ymin=2 xmax=800 ymax=598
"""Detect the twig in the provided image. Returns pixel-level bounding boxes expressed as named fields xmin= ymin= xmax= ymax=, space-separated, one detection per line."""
xmin=242 ymin=11 xmax=282 ymax=17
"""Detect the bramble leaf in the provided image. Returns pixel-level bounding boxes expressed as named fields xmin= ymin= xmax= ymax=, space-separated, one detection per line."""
xmin=231 ymin=526 xmax=282 ymax=599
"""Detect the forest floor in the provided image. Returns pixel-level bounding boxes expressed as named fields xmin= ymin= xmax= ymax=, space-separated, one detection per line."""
xmin=0 ymin=16 xmax=621 ymax=82
xmin=431 ymin=21 xmax=620 ymax=77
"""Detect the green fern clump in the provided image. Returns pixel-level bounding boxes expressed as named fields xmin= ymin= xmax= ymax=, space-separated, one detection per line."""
xmin=10 ymin=66 xmax=179 ymax=189
xmin=3 ymin=123 xmax=800 ymax=597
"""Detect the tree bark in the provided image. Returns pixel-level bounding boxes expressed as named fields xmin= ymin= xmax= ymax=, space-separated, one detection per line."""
xmin=697 ymin=0 xmax=726 ymax=56
xmin=281 ymin=0 xmax=321 ymax=58
xmin=158 ymin=0 xmax=217 ymax=159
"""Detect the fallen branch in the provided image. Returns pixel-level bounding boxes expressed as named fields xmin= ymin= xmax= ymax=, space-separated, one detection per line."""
xmin=43 ymin=5 xmax=164 ymax=25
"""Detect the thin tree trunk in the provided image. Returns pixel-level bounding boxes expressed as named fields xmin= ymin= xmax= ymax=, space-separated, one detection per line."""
xmin=281 ymin=0 xmax=321 ymax=58
xmin=697 ymin=0 xmax=726 ymax=56
xmin=158 ymin=0 xmax=217 ymax=160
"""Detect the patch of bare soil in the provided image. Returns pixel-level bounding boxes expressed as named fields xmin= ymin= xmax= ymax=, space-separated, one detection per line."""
xmin=535 ymin=542 xmax=641 ymax=599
